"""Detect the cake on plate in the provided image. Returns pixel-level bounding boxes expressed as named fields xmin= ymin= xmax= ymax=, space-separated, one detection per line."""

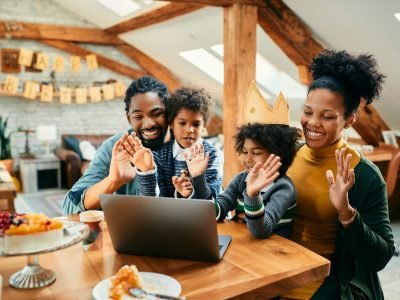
xmin=0 ymin=212 xmax=63 ymax=253
xmin=109 ymin=265 xmax=144 ymax=300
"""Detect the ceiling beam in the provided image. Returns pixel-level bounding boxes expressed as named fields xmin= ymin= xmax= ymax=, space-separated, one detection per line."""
xmin=41 ymin=40 xmax=147 ymax=79
xmin=118 ymin=44 xmax=181 ymax=91
xmin=159 ymin=0 xmax=267 ymax=7
xmin=0 ymin=21 xmax=124 ymax=45
xmin=106 ymin=3 xmax=203 ymax=35
xmin=257 ymin=0 xmax=323 ymax=66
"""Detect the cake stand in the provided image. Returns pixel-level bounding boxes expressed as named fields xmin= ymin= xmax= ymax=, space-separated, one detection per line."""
xmin=0 ymin=220 xmax=89 ymax=289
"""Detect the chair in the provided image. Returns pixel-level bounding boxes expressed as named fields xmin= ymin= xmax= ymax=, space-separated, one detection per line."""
xmin=386 ymin=149 xmax=400 ymax=199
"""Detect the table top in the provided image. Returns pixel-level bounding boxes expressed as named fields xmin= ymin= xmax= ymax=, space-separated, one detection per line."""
xmin=1 ymin=218 xmax=330 ymax=300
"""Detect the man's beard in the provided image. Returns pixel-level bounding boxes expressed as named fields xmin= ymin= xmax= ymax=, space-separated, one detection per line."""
xmin=138 ymin=129 xmax=167 ymax=150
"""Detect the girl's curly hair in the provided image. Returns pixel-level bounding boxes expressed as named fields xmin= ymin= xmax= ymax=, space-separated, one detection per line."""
xmin=309 ymin=50 xmax=385 ymax=117
xmin=235 ymin=123 xmax=302 ymax=176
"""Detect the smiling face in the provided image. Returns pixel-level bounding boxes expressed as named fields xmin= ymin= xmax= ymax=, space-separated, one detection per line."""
xmin=170 ymin=108 xmax=205 ymax=149
xmin=301 ymin=88 xmax=354 ymax=149
xmin=240 ymin=138 xmax=270 ymax=172
xmin=126 ymin=92 xmax=168 ymax=149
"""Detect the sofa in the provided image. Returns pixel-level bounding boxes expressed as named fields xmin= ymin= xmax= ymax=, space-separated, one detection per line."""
xmin=55 ymin=134 xmax=111 ymax=188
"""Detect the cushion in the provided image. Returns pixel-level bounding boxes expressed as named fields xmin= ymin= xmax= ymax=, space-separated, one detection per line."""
xmin=63 ymin=136 xmax=83 ymax=160
xmin=79 ymin=140 xmax=96 ymax=161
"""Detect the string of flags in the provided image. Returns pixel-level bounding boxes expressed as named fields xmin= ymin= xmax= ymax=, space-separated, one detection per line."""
xmin=0 ymin=75 xmax=126 ymax=103
xmin=0 ymin=48 xmax=127 ymax=103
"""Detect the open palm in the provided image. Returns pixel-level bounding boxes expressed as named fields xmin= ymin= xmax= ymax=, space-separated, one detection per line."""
xmin=326 ymin=148 xmax=355 ymax=213
xmin=185 ymin=144 xmax=209 ymax=177
xmin=109 ymin=134 xmax=136 ymax=184
xmin=246 ymin=154 xmax=281 ymax=197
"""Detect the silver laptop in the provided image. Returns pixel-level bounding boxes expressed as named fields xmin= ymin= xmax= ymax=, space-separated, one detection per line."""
xmin=100 ymin=194 xmax=231 ymax=262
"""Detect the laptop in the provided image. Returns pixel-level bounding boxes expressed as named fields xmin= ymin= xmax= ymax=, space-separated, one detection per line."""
xmin=100 ymin=194 xmax=232 ymax=262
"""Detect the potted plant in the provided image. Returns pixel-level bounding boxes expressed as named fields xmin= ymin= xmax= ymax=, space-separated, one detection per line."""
xmin=0 ymin=115 xmax=14 ymax=173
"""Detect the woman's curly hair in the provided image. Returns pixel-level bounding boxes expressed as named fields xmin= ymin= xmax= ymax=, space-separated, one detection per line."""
xmin=309 ymin=50 xmax=385 ymax=117
xmin=168 ymin=87 xmax=213 ymax=124
xmin=235 ymin=123 xmax=302 ymax=176
xmin=124 ymin=76 xmax=169 ymax=112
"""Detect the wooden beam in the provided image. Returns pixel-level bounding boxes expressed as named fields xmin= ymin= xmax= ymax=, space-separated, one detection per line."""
xmin=160 ymin=0 xmax=267 ymax=7
xmin=0 ymin=21 xmax=124 ymax=45
xmin=297 ymin=64 xmax=312 ymax=85
xmin=106 ymin=3 xmax=203 ymax=35
xmin=41 ymin=40 xmax=147 ymax=79
xmin=257 ymin=0 xmax=324 ymax=65
xmin=352 ymin=101 xmax=390 ymax=147
xmin=118 ymin=44 xmax=181 ymax=92
xmin=223 ymin=4 xmax=257 ymax=187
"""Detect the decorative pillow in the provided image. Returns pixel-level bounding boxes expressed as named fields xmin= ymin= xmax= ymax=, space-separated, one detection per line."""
xmin=79 ymin=140 xmax=96 ymax=161
xmin=63 ymin=136 xmax=83 ymax=160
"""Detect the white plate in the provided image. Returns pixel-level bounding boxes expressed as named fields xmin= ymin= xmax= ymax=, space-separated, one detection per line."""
xmin=92 ymin=272 xmax=182 ymax=300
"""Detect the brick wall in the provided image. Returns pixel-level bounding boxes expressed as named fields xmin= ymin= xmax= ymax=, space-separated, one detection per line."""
xmin=0 ymin=0 xmax=139 ymax=167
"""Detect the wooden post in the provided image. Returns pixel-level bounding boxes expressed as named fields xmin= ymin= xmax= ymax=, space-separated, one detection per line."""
xmin=223 ymin=4 xmax=257 ymax=187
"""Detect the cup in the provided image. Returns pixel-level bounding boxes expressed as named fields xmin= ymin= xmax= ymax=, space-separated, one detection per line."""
xmin=79 ymin=210 xmax=104 ymax=251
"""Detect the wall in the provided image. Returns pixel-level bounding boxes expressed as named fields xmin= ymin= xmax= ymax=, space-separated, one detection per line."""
xmin=0 ymin=0 xmax=139 ymax=168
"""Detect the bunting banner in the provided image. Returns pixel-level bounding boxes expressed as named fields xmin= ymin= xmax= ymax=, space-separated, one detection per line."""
xmin=0 ymin=78 xmax=126 ymax=104
xmin=1 ymin=48 xmax=100 ymax=73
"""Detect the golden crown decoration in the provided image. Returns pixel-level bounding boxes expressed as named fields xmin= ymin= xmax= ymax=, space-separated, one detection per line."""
xmin=242 ymin=81 xmax=290 ymax=125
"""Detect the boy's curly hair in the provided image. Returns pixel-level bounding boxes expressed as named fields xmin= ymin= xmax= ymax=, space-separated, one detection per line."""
xmin=235 ymin=123 xmax=302 ymax=176
xmin=124 ymin=76 xmax=169 ymax=112
xmin=167 ymin=87 xmax=212 ymax=125
xmin=309 ymin=50 xmax=385 ymax=118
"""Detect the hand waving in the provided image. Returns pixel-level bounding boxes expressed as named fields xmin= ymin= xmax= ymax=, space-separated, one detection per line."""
xmin=108 ymin=132 xmax=137 ymax=185
xmin=326 ymin=148 xmax=355 ymax=215
xmin=185 ymin=144 xmax=210 ymax=178
xmin=123 ymin=132 xmax=155 ymax=172
xmin=246 ymin=154 xmax=281 ymax=197
xmin=172 ymin=169 xmax=193 ymax=198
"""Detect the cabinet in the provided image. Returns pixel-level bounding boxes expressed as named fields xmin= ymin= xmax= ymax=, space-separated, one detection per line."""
xmin=20 ymin=155 xmax=61 ymax=193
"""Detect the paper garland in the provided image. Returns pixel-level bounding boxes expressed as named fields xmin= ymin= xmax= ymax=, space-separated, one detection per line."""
xmin=1 ymin=75 xmax=126 ymax=104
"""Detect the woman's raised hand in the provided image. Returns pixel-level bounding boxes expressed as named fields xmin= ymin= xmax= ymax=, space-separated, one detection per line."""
xmin=326 ymin=148 xmax=356 ymax=217
xmin=246 ymin=154 xmax=281 ymax=197
xmin=185 ymin=144 xmax=210 ymax=178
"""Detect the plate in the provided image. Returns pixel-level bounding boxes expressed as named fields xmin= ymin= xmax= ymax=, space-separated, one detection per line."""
xmin=0 ymin=220 xmax=89 ymax=256
xmin=92 ymin=272 xmax=182 ymax=300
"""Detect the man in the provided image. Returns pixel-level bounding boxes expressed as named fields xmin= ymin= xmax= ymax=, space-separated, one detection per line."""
xmin=63 ymin=76 xmax=171 ymax=214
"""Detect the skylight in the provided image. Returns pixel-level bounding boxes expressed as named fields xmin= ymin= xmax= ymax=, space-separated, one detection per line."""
xmin=96 ymin=0 xmax=140 ymax=17
xmin=209 ymin=44 xmax=307 ymax=99
xmin=179 ymin=49 xmax=224 ymax=84
xmin=395 ymin=13 xmax=400 ymax=22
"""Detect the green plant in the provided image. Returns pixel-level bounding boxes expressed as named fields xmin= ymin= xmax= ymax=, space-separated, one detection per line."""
xmin=0 ymin=115 xmax=12 ymax=160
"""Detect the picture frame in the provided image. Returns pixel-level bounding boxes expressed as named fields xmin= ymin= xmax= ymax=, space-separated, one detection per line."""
xmin=382 ymin=130 xmax=399 ymax=148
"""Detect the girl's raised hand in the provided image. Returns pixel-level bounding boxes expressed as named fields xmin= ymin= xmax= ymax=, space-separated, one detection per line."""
xmin=246 ymin=154 xmax=281 ymax=197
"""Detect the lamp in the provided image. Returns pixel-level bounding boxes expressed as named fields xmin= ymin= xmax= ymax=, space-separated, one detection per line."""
xmin=36 ymin=125 xmax=57 ymax=156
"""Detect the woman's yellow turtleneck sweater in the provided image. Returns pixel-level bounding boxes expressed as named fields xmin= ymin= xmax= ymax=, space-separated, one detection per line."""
xmin=282 ymin=138 xmax=360 ymax=299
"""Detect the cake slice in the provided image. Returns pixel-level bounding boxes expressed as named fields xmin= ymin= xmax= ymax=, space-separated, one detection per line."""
xmin=109 ymin=265 xmax=144 ymax=300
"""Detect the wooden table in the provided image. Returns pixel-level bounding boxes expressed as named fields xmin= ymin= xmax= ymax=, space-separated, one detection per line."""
xmin=0 ymin=162 xmax=17 ymax=213
xmin=363 ymin=147 xmax=393 ymax=162
xmin=0 ymin=219 xmax=330 ymax=299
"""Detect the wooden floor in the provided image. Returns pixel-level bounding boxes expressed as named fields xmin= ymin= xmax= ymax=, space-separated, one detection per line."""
xmin=12 ymin=190 xmax=400 ymax=299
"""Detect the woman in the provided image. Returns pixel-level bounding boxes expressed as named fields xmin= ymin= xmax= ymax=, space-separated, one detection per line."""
xmin=285 ymin=50 xmax=395 ymax=299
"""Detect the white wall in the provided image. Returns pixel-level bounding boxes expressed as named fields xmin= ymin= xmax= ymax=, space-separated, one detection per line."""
xmin=0 ymin=0 xmax=139 ymax=167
